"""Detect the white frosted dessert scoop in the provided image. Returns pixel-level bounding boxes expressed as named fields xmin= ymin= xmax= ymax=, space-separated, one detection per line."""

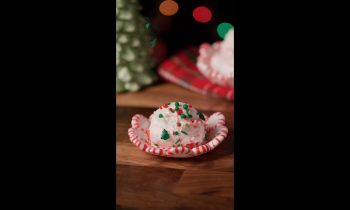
xmin=149 ymin=102 xmax=206 ymax=149
xmin=197 ymin=28 xmax=234 ymax=87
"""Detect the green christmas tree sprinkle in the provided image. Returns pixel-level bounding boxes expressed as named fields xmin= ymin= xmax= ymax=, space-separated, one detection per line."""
xmin=183 ymin=104 xmax=188 ymax=109
xmin=175 ymin=102 xmax=179 ymax=106
xmin=175 ymin=106 xmax=179 ymax=111
xmin=180 ymin=114 xmax=186 ymax=118
xmin=184 ymin=108 xmax=192 ymax=118
xmin=161 ymin=129 xmax=170 ymax=140
xmin=159 ymin=114 xmax=164 ymax=118
xmin=197 ymin=112 xmax=205 ymax=120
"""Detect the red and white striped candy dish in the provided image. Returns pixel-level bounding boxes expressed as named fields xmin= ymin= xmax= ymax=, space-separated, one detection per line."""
xmin=128 ymin=102 xmax=228 ymax=158
xmin=197 ymin=29 xmax=234 ymax=88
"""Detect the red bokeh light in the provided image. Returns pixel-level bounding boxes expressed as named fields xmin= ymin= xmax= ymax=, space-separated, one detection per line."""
xmin=192 ymin=6 xmax=212 ymax=23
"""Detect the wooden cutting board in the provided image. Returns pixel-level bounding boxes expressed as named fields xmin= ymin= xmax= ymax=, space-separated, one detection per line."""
xmin=116 ymin=106 xmax=234 ymax=210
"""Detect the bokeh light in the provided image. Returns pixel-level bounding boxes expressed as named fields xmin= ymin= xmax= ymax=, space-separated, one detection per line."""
xmin=192 ymin=6 xmax=212 ymax=23
xmin=159 ymin=0 xmax=179 ymax=16
xmin=217 ymin=22 xmax=234 ymax=39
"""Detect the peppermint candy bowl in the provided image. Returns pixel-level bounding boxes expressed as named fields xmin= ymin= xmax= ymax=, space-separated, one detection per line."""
xmin=128 ymin=112 xmax=228 ymax=158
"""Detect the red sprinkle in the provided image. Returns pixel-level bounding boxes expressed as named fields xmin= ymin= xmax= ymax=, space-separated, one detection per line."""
xmin=189 ymin=104 xmax=192 ymax=108
xmin=176 ymin=109 xmax=183 ymax=115
xmin=186 ymin=143 xmax=195 ymax=149
xmin=169 ymin=108 xmax=173 ymax=111
xmin=191 ymin=120 xmax=194 ymax=123
xmin=177 ymin=122 xmax=181 ymax=127
xmin=163 ymin=103 xmax=168 ymax=108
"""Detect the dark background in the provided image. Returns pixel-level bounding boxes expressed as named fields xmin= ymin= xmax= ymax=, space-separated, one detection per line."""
xmin=139 ymin=0 xmax=234 ymax=57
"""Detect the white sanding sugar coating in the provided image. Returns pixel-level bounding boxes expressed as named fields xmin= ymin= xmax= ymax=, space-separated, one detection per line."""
xmin=210 ymin=29 xmax=234 ymax=77
xmin=148 ymin=102 xmax=206 ymax=149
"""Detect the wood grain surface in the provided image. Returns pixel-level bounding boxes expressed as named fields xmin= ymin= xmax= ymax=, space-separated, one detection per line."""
xmin=117 ymin=83 xmax=234 ymax=112
xmin=116 ymin=105 xmax=234 ymax=210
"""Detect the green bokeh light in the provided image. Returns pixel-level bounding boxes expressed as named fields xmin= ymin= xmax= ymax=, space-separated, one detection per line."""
xmin=217 ymin=22 xmax=234 ymax=39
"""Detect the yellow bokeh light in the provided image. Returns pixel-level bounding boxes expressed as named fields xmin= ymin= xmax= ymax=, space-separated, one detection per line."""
xmin=159 ymin=0 xmax=179 ymax=16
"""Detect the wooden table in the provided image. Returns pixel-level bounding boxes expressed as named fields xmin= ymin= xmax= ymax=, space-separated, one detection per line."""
xmin=117 ymin=83 xmax=234 ymax=210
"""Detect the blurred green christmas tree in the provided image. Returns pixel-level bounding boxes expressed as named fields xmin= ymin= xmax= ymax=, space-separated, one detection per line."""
xmin=116 ymin=0 xmax=157 ymax=92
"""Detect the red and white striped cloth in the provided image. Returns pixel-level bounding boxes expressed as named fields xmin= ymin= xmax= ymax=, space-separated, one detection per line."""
xmin=158 ymin=47 xmax=234 ymax=101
